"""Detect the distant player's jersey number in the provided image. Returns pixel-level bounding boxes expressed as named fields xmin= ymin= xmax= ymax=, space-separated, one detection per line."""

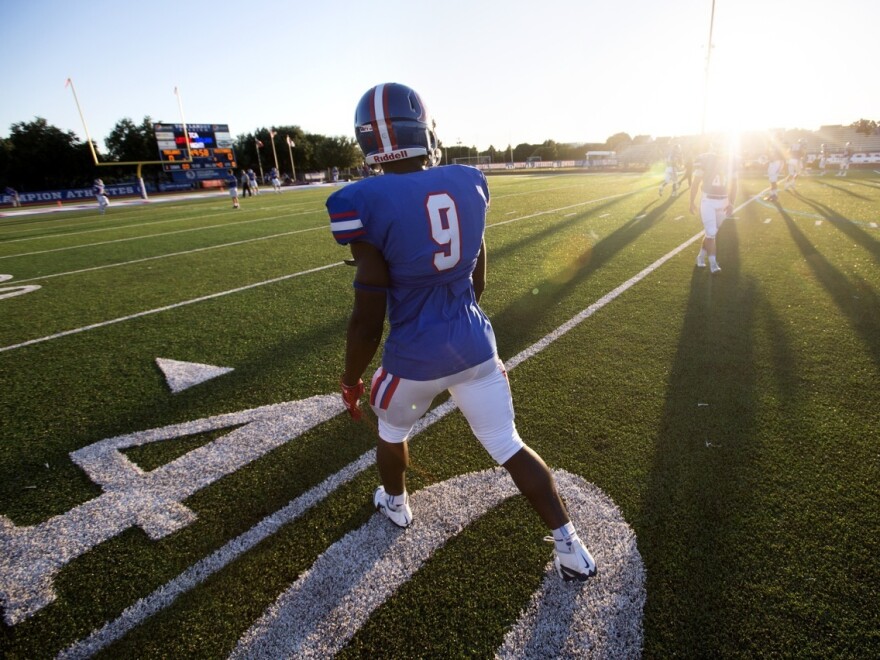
xmin=426 ymin=192 xmax=461 ymax=271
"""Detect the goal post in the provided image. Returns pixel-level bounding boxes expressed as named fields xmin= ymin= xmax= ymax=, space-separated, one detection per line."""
xmin=66 ymin=78 xmax=193 ymax=200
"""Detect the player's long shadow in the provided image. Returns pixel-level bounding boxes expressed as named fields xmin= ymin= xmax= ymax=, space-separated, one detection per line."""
xmin=795 ymin=195 xmax=880 ymax=261
xmin=488 ymin=178 xmax=662 ymax=255
xmin=637 ymin=218 xmax=791 ymax=650
xmin=812 ymin=179 xmax=872 ymax=200
xmin=489 ymin=189 xmax=683 ymax=352
xmin=778 ymin=207 xmax=880 ymax=367
xmin=820 ymin=176 xmax=880 ymax=191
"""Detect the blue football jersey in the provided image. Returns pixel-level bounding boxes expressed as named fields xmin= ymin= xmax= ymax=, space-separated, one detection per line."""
xmin=327 ymin=165 xmax=497 ymax=380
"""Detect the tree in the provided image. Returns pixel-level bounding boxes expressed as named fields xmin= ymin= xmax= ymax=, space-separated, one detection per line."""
xmin=530 ymin=140 xmax=559 ymax=161
xmin=5 ymin=117 xmax=92 ymax=190
xmin=512 ymin=143 xmax=534 ymax=162
xmin=98 ymin=116 xmax=163 ymax=184
xmin=851 ymin=118 xmax=879 ymax=135
xmin=605 ymin=132 xmax=632 ymax=152
xmin=311 ymin=134 xmax=361 ymax=171
xmin=104 ymin=116 xmax=159 ymax=163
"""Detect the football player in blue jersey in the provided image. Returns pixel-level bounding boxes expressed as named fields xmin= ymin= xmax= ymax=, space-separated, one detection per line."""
xmin=327 ymin=82 xmax=596 ymax=581
xmin=226 ymin=170 xmax=240 ymax=209
xmin=690 ymin=142 xmax=737 ymax=273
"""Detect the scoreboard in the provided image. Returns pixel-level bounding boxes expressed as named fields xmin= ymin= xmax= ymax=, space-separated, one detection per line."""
xmin=154 ymin=123 xmax=237 ymax=175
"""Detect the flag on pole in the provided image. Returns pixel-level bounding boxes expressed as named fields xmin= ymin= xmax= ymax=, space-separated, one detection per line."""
xmin=269 ymin=130 xmax=276 ymax=138
xmin=286 ymin=136 xmax=295 ymax=147
xmin=65 ymin=78 xmax=71 ymax=88
xmin=257 ymin=140 xmax=264 ymax=147
xmin=173 ymin=86 xmax=179 ymax=95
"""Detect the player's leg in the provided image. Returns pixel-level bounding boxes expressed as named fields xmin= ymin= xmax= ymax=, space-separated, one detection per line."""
xmin=369 ymin=369 xmax=445 ymax=527
xmin=699 ymin=196 xmax=722 ymax=272
xmin=450 ymin=357 xmax=596 ymax=580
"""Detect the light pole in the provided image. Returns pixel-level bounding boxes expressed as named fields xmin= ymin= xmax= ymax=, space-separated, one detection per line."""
xmin=701 ymin=0 xmax=716 ymax=136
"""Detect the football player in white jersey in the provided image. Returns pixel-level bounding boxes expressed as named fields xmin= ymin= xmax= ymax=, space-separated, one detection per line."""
xmin=764 ymin=144 xmax=785 ymax=202
xmin=92 ymin=178 xmax=110 ymax=214
xmin=837 ymin=142 xmax=852 ymax=176
xmin=659 ymin=144 xmax=682 ymax=196
xmin=784 ymin=140 xmax=803 ymax=191
xmin=818 ymin=144 xmax=827 ymax=176
xmin=690 ymin=144 xmax=737 ymax=273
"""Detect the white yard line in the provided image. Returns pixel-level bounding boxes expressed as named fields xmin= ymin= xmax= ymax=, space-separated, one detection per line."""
xmin=13 ymin=227 xmax=325 ymax=284
xmin=0 ymin=263 xmax=342 ymax=354
xmin=2 ymin=190 xmax=635 ymax=352
xmin=0 ymin=210 xmax=320 ymax=259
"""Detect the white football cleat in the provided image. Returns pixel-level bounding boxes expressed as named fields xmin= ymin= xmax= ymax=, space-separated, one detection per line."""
xmin=552 ymin=535 xmax=597 ymax=581
xmin=696 ymin=255 xmax=707 ymax=268
xmin=710 ymin=262 xmax=722 ymax=274
xmin=374 ymin=486 xmax=412 ymax=528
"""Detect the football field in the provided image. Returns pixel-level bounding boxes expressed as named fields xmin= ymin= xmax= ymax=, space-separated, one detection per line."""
xmin=1 ymin=170 xmax=878 ymax=657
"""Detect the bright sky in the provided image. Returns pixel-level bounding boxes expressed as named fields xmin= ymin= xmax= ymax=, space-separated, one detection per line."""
xmin=2 ymin=0 xmax=877 ymax=152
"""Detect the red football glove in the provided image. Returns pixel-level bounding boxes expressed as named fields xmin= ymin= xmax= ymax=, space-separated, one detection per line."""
xmin=340 ymin=378 xmax=365 ymax=421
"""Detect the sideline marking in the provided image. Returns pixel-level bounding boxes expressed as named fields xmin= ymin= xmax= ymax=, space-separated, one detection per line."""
xmin=0 ymin=273 xmax=40 ymax=300
xmin=156 ymin=358 xmax=234 ymax=393
xmin=230 ymin=469 xmax=644 ymax=659
xmin=0 ymin=395 xmax=344 ymax=626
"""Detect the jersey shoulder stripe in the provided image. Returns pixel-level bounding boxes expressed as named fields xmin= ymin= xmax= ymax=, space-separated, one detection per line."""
xmin=329 ymin=209 xmax=365 ymax=242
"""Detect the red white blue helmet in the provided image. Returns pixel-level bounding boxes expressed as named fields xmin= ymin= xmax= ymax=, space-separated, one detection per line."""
xmin=354 ymin=83 xmax=441 ymax=166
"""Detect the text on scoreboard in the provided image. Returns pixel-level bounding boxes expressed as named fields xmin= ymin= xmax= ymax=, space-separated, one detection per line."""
xmin=154 ymin=123 xmax=237 ymax=172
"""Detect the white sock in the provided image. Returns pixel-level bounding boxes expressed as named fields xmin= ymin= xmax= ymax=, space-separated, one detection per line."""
xmin=709 ymin=255 xmax=718 ymax=267
xmin=387 ymin=491 xmax=407 ymax=509
xmin=698 ymin=248 xmax=707 ymax=260
xmin=552 ymin=521 xmax=578 ymax=552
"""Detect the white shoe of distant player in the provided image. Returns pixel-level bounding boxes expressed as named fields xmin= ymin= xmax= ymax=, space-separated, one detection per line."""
xmin=374 ymin=486 xmax=412 ymax=528
xmin=710 ymin=262 xmax=722 ymax=274
xmin=696 ymin=255 xmax=707 ymax=268
xmin=550 ymin=535 xmax=597 ymax=581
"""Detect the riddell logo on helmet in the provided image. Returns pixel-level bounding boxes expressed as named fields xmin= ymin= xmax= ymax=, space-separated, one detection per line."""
xmin=374 ymin=150 xmax=409 ymax=163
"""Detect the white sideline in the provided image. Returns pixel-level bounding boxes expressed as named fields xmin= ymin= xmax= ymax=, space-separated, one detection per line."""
xmin=58 ymin=192 xmax=762 ymax=658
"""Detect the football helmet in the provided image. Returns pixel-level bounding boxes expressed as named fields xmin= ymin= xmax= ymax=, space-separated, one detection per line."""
xmin=354 ymin=83 xmax=441 ymax=166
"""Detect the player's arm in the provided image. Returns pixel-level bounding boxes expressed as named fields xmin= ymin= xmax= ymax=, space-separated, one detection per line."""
xmin=473 ymin=238 xmax=487 ymax=303
xmin=342 ymin=241 xmax=389 ymax=388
